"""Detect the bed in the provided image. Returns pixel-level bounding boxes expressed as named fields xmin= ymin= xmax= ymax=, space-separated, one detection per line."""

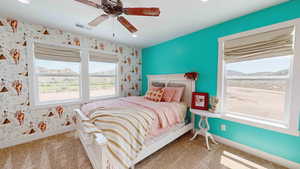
xmin=74 ymin=74 xmax=195 ymax=169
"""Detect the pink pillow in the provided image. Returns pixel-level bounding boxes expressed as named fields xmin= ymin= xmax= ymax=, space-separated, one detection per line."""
xmin=171 ymin=87 xmax=185 ymax=102
xmin=161 ymin=87 xmax=176 ymax=102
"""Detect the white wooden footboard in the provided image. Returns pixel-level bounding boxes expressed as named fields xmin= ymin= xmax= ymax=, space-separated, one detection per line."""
xmin=74 ymin=109 xmax=109 ymax=169
xmin=75 ymin=108 xmax=192 ymax=169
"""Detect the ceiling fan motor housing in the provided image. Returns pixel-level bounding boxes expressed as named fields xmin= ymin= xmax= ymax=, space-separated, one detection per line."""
xmin=102 ymin=0 xmax=123 ymax=16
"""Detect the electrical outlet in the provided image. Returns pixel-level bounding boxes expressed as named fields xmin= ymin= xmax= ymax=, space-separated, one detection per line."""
xmin=221 ymin=124 xmax=226 ymax=131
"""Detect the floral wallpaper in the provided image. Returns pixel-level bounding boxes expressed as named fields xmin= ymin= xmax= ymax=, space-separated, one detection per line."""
xmin=0 ymin=17 xmax=141 ymax=147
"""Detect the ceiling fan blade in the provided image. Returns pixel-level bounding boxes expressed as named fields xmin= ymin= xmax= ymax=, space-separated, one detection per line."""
xmin=123 ymin=8 xmax=160 ymax=16
xmin=74 ymin=0 xmax=101 ymax=9
xmin=88 ymin=14 xmax=109 ymax=27
xmin=117 ymin=16 xmax=138 ymax=33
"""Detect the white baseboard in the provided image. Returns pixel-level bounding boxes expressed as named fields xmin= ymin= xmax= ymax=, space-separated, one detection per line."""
xmin=0 ymin=126 xmax=75 ymax=149
xmin=213 ymin=134 xmax=300 ymax=169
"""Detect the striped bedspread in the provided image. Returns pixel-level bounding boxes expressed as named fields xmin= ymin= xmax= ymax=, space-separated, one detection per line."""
xmin=82 ymin=106 xmax=156 ymax=169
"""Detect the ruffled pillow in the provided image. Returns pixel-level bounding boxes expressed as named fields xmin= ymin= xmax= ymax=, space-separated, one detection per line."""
xmin=161 ymin=87 xmax=176 ymax=102
xmin=171 ymin=87 xmax=185 ymax=102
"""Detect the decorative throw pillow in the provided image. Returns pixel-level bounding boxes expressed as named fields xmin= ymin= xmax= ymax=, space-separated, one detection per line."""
xmin=161 ymin=87 xmax=176 ymax=102
xmin=171 ymin=87 xmax=185 ymax=102
xmin=144 ymin=89 xmax=164 ymax=102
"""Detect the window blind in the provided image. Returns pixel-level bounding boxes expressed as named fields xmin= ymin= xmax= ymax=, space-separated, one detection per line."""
xmin=34 ymin=43 xmax=81 ymax=62
xmin=89 ymin=51 xmax=118 ymax=63
xmin=224 ymin=26 xmax=295 ymax=63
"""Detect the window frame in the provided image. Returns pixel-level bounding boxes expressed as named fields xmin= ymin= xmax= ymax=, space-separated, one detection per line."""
xmin=224 ymin=65 xmax=291 ymax=125
xmin=27 ymin=40 xmax=120 ymax=109
xmin=217 ymin=19 xmax=300 ymax=136
xmin=88 ymin=59 xmax=119 ymax=100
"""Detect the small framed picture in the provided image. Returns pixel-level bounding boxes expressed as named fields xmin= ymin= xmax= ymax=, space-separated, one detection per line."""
xmin=191 ymin=92 xmax=209 ymax=110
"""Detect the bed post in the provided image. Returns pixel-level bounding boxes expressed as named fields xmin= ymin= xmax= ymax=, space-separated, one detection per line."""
xmin=191 ymin=79 xmax=196 ymax=133
xmin=74 ymin=109 xmax=109 ymax=169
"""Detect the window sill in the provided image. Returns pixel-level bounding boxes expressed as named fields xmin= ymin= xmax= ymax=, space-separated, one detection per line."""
xmin=31 ymin=99 xmax=82 ymax=110
xmin=222 ymin=113 xmax=299 ymax=136
xmin=89 ymin=95 xmax=120 ymax=102
xmin=31 ymin=95 xmax=120 ymax=110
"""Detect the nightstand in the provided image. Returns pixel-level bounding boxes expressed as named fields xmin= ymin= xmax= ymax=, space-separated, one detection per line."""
xmin=190 ymin=108 xmax=221 ymax=150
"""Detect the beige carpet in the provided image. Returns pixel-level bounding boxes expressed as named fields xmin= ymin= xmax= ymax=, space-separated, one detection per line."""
xmin=0 ymin=131 xmax=286 ymax=169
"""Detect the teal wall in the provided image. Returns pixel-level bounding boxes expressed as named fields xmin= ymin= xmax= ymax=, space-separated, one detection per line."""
xmin=142 ymin=0 xmax=300 ymax=164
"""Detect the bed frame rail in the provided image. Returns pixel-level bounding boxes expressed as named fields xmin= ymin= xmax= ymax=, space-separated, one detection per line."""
xmin=74 ymin=109 xmax=109 ymax=169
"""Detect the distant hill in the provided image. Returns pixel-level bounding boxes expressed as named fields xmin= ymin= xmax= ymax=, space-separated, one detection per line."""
xmin=249 ymin=69 xmax=288 ymax=76
xmin=227 ymin=69 xmax=288 ymax=76
xmin=90 ymin=70 xmax=115 ymax=75
xmin=38 ymin=67 xmax=78 ymax=74
xmin=38 ymin=66 xmax=114 ymax=75
xmin=227 ymin=70 xmax=245 ymax=76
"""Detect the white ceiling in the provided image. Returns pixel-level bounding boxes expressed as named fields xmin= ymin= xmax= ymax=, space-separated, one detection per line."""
xmin=0 ymin=0 xmax=287 ymax=48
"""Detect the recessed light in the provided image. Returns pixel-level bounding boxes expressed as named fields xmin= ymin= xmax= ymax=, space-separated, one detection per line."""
xmin=18 ymin=0 xmax=30 ymax=4
xmin=132 ymin=34 xmax=137 ymax=38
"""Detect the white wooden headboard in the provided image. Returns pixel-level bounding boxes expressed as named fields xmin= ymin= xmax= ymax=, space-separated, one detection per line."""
xmin=147 ymin=74 xmax=196 ymax=106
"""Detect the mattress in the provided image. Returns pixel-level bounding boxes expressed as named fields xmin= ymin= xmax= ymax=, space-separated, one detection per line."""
xmin=81 ymin=96 xmax=188 ymax=139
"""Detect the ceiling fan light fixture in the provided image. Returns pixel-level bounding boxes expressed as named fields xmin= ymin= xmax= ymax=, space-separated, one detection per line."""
xmin=18 ymin=0 xmax=31 ymax=4
xmin=201 ymin=0 xmax=209 ymax=2
xmin=132 ymin=34 xmax=138 ymax=38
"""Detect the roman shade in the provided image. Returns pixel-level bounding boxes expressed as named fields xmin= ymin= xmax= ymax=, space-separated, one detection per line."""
xmin=34 ymin=43 xmax=81 ymax=62
xmin=89 ymin=51 xmax=119 ymax=63
xmin=224 ymin=26 xmax=295 ymax=63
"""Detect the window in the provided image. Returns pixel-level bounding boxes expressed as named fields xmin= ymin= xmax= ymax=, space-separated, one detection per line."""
xmin=35 ymin=59 xmax=81 ymax=102
xmin=224 ymin=56 xmax=290 ymax=123
xmin=30 ymin=42 xmax=119 ymax=107
xmin=33 ymin=43 xmax=81 ymax=104
xmin=88 ymin=51 xmax=119 ymax=98
xmin=218 ymin=21 xmax=300 ymax=135
xmin=89 ymin=61 xmax=117 ymax=98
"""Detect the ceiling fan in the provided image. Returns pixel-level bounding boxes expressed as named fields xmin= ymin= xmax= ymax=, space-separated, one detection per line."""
xmin=75 ymin=0 xmax=161 ymax=34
